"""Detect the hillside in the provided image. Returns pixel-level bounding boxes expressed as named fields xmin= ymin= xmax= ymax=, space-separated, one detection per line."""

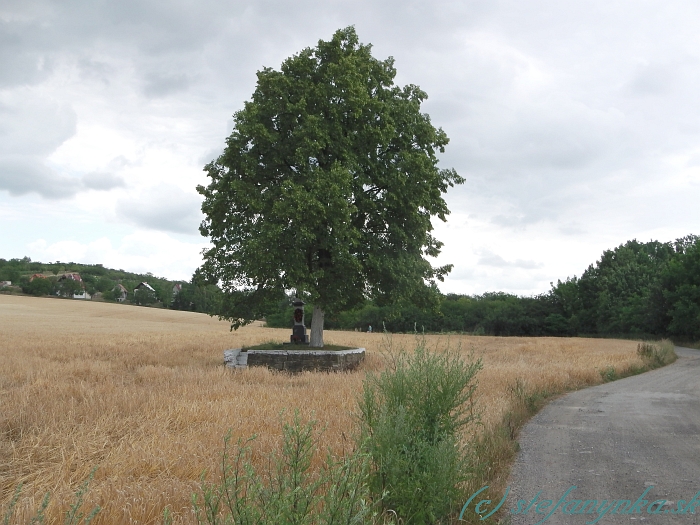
xmin=0 ymin=257 xmax=221 ymax=311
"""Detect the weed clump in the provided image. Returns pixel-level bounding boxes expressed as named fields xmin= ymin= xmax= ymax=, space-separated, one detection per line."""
xmin=193 ymin=411 xmax=376 ymax=525
xmin=637 ymin=339 xmax=677 ymax=369
xmin=357 ymin=342 xmax=482 ymax=524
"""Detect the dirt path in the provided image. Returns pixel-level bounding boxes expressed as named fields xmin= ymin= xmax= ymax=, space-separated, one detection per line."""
xmin=496 ymin=347 xmax=700 ymax=525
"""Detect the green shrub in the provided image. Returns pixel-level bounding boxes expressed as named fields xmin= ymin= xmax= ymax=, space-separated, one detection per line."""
xmin=357 ymin=342 xmax=482 ymax=524
xmin=193 ymin=411 xmax=378 ymax=525
xmin=20 ymin=277 xmax=55 ymax=296
xmin=600 ymin=366 xmax=618 ymax=382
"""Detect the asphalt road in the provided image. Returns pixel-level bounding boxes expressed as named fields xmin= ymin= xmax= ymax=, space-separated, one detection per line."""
xmin=480 ymin=346 xmax=700 ymax=525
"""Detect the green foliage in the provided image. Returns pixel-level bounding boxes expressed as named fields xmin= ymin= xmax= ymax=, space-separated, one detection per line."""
xmin=56 ymin=278 xmax=84 ymax=298
xmin=63 ymin=468 xmax=101 ymax=525
xmin=197 ymin=26 xmax=462 ymax=335
xmin=3 ymin=484 xmax=22 ymax=525
xmin=661 ymin=238 xmax=700 ymax=340
xmin=267 ymin=291 xmax=562 ymax=336
xmin=543 ymin=236 xmax=700 ymax=340
xmin=101 ymin=286 xmax=120 ymax=302
xmin=357 ymin=342 xmax=482 ymax=524
xmin=94 ymin=276 xmax=115 ymax=293
xmin=3 ymin=232 xmax=698 ymax=341
xmin=0 ymin=264 xmax=20 ymax=284
xmin=21 ymin=277 xmax=55 ymax=296
xmin=1 ymin=257 xmax=223 ymax=313
xmin=132 ymin=286 xmax=157 ymax=306
xmin=571 ymin=239 xmax=677 ymax=335
xmin=600 ymin=366 xmax=618 ymax=382
xmin=171 ymin=281 xmax=223 ymax=313
xmin=193 ymin=411 xmax=377 ymax=525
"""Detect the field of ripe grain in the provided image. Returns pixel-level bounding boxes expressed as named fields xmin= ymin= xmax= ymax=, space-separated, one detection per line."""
xmin=0 ymin=294 xmax=644 ymax=524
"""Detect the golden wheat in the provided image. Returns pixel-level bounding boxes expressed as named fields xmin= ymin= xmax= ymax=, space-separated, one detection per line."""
xmin=0 ymin=295 xmax=643 ymax=524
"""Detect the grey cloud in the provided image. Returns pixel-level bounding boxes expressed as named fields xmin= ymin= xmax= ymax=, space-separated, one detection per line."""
xmin=0 ymin=156 xmax=80 ymax=199
xmin=0 ymin=95 xmax=79 ymax=198
xmin=558 ymin=223 xmax=587 ymax=236
xmin=82 ymin=172 xmax=126 ymax=190
xmin=115 ymin=184 xmax=202 ymax=234
xmin=77 ymin=58 xmax=113 ymax=85
xmin=626 ymin=64 xmax=675 ymax=96
xmin=143 ymin=72 xmax=191 ymax=98
xmin=477 ymin=251 xmax=542 ymax=269
xmin=106 ymin=156 xmax=135 ymax=170
xmin=491 ymin=214 xmax=538 ymax=228
xmin=2 ymin=0 xmax=700 ymax=240
xmin=0 ymin=19 xmax=54 ymax=88
xmin=0 ymin=161 xmax=126 ymax=199
xmin=0 ymin=95 xmax=127 ymax=198
xmin=0 ymin=97 xmax=76 ymax=157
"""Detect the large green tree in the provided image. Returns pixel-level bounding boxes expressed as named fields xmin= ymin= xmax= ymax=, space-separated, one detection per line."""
xmin=198 ymin=27 xmax=463 ymax=346
xmin=661 ymin=235 xmax=700 ymax=340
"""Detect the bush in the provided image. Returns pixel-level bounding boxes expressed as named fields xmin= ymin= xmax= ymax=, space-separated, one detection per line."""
xmin=193 ymin=411 xmax=377 ymax=525
xmin=132 ymin=287 xmax=157 ymax=306
xmin=21 ymin=277 xmax=55 ymax=296
xmin=357 ymin=342 xmax=482 ymax=524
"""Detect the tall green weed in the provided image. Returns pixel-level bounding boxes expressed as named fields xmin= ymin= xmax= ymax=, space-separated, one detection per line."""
xmin=357 ymin=342 xmax=482 ymax=524
xmin=193 ymin=411 xmax=378 ymax=525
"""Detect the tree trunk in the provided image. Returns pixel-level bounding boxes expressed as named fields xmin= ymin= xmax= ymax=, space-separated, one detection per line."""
xmin=310 ymin=305 xmax=324 ymax=347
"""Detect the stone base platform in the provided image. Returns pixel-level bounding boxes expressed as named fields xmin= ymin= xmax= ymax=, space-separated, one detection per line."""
xmin=224 ymin=347 xmax=365 ymax=373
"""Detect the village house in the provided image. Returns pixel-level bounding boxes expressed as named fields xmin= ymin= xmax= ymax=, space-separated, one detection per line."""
xmin=134 ymin=282 xmax=156 ymax=294
xmin=116 ymin=284 xmax=128 ymax=302
xmin=57 ymin=272 xmax=91 ymax=299
xmin=57 ymin=272 xmax=83 ymax=283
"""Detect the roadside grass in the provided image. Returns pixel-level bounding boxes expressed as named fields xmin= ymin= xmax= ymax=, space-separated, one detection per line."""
xmin=636 ymin=339 xmax=677 ymax=370
xmin=0 ymin=295 xmax=663 ymax=524
xmin=670 ymin=340 xmax=700 ymax=351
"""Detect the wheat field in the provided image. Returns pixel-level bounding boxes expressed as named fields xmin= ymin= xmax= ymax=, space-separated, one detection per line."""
xmin=0 ymin=294 xmax=644 ymax=524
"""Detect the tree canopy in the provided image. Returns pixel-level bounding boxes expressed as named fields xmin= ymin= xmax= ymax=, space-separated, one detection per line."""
xmin=197 ymin=27 xmax=463 ymax=345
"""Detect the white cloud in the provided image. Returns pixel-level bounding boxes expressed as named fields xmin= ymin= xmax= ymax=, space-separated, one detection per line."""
xmin=0 ymin=90 xmax=79 ymax=198
xmin=115 ymin=184 xmax=203 ymax=234
xmin=82 ymin=172 xmax=126 ymax=190
xmin=477 ymin=251 xmax=543 ymax=270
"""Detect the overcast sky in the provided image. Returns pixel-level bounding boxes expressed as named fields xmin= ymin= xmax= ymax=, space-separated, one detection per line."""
xmin=1 ymin=0 xmax=699 ymax=295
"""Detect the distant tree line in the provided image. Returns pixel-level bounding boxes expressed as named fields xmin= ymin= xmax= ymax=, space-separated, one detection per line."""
xmin=266 ymin=235 xmax=700 ymax=342
xmin=3 ymin=234 xmax=698 ymax=342
xmin=0 ymin=257 xmax=222 ymax=312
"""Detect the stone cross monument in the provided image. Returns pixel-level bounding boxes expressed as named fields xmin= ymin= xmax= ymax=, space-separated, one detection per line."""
xmin=291 ymin=298 xmax=309 ymax=344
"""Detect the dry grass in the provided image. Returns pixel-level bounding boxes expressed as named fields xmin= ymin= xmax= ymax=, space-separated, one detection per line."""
xmin=0 ymin=295 xmax=644 ymax=524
